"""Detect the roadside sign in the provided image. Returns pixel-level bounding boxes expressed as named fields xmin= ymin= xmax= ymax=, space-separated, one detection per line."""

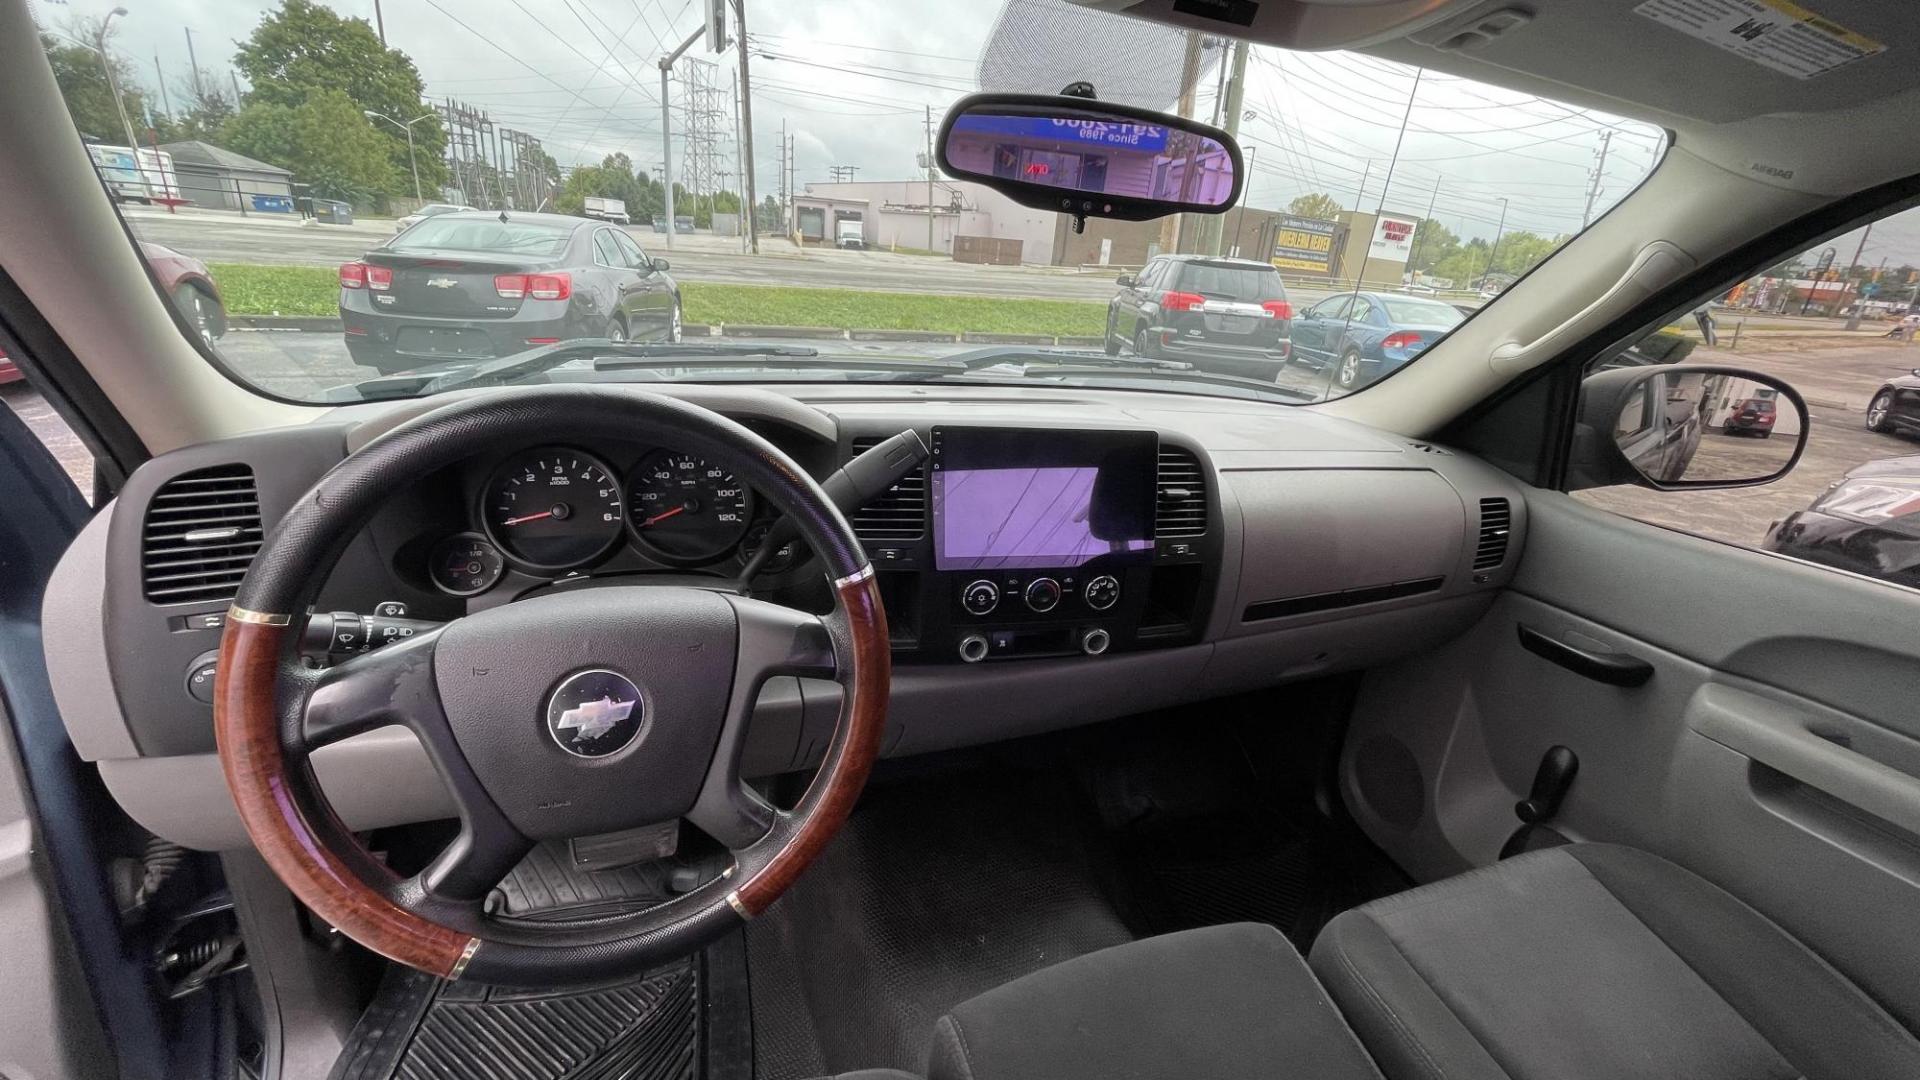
xmin=1272 ymin=214 xmax=1338 ymax=275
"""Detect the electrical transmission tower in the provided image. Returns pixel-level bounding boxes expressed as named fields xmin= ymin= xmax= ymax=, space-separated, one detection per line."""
xmin=680 ymin=58 xmax=728 ymax=225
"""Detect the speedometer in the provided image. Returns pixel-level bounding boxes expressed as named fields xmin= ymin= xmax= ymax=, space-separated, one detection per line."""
xmin=626 ymin=449 xmax=755 ymax=564
xmin=482 ymin=448 xmax=624 ymax=569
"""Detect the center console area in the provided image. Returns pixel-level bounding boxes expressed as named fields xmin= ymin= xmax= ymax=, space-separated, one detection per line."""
xmin=855 ymin=426 xmax=1213 ymax=664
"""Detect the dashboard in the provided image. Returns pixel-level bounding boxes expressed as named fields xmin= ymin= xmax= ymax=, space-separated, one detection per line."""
xmin=46 ymin=382 xmax=1529 ymax=851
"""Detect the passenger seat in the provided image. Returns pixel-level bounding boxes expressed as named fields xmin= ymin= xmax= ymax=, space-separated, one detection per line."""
xmin=1310 ymin=844 xmax=1920 ymax=1080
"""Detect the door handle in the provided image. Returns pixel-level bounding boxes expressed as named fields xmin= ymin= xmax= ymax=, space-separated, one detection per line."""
xmin=1516 ymin=624 xmax=1653 ymax=687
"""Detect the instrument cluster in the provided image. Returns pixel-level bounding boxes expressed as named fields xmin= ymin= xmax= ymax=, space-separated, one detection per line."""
xmin=421 ymin=443 xmax=792 ymax=598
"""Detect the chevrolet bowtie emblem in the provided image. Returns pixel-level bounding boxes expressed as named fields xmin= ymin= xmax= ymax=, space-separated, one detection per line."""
xmin=545 ymin=670 xmax=645 ymax=757
xmin=555 ymin=695 xmax=636 ymax=740
xmin=427 ymin=277 xmax=459 ymax=288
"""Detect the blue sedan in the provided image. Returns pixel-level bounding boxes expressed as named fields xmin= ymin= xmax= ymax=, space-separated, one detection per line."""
xmin=1287 ymin=291 xmax=1465 ymax=392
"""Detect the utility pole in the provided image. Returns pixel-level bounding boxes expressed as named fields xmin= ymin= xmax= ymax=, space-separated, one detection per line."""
xmin=1200 ymin=39 xmax=1249 ymax=256
xmin=374 ymin=0 xmax=387 ymax=45
xmin=96 ymin=10 xmax=148 ymax=199
xmin=1844 ymin=222 xmax=1875 ymax=329
xmin=1481 ymin=197 xmax=1510 ymax=286
xmin=732 ymin=68 xmax=748 ymax=251
xmin=778 ymin=119 xmax=787 ymax=236
xmin=733 ymin=0 xmax=760 ymax=253
xmin=926 ymin=105 xmax=936 ymax=252
xmin=153 ymin=52 xmax=173 ymax=118
xmin=1157 ymin=30 xmax=1203 ymax=257
xmin=1581 ymin=129 xmax=1614 ymax=228
xmin=1410 ymin=177 xmax=1440 ymax=277
xmin=1231 ymin=145 xmax=1255 ymax=256
xmin=231 ymin=70 xmax=244 ymax=106
xmin=184 ymin=28 xmax=203 ymax=98
xmin=659 ymin=25 xmax=705 ymax=249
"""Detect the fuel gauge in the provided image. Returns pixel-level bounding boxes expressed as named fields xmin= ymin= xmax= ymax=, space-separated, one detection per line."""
xmin=429 ymin=532 xmax=506 ymax=597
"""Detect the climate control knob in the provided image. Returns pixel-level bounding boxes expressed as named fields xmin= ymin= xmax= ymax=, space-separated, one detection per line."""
xmin=1024 ymin=577 xmax=1062 ymax=613
xmin=1080 ymin=628 xmax=1111 ymax=656
xmin=1083 ymin=574 xmax=1120 ymax=611
xmin=962 ymin=579 xmax=1000 ymax=616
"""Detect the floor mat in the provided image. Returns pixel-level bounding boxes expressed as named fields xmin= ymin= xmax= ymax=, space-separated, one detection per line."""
xmin=745 ymin=766 xmax=1135 ymax=1079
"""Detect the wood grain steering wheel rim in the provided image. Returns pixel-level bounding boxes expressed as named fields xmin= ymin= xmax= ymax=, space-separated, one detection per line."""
xmin=213 ymin=387 xmax=889 ymax=987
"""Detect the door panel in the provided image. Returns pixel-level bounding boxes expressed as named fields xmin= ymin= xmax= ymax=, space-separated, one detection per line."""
xmin=1344 ymin=491 xmax=1920 ymax=1031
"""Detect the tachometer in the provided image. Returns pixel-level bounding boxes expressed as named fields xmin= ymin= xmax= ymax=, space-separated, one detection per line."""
xmin=627 ymin=449 xmax=755 ymax=564
xmin=482 ymin=448 xmax=624 ymax=569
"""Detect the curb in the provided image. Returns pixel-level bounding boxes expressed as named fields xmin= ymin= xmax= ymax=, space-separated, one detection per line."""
xmin=717 ymin=324 xmax=850 ymax=340
xmin=231 ymin=315 xmax=343 ymax=331
xmin=1055 ymin=335 xmax=1104 ymax=348
xmin=849 ymin=328 xmax=961 ymax=342
xmin=961 ymin=331 xmax=1056 ymax=345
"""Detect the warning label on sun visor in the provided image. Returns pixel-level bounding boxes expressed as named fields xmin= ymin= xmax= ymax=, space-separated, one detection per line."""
xmin=1635 ymin=0 xmax=1885 ymax=79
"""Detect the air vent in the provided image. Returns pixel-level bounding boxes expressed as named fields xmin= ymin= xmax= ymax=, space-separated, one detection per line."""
xmin=141 ymin=464 xmax=263 ymax=605
xmin=1473 ymin=497 xmax=1512 ymax=571
xmin=849 ymin=436 xmax=925 ymax=541
xmin=1156 ymin=446 xmax=1207 ymax=539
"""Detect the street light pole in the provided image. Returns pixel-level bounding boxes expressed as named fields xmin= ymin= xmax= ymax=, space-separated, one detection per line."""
xmin=96 ymin=9 xmax=149 ymax=200
xmin=1483 ymin=197 xmax=1510 ymax=285
xmin=366 ymin=111 xmax=435 ymax=201
xmin=659 ymin=25 xmax=706 ymax=250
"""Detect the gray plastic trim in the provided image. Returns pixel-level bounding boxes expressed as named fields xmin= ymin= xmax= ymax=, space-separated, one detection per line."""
xmin=41 ymin=507 xmax=137 ymax=761
xmin=97 ymin=727 xmax=455 ymax=851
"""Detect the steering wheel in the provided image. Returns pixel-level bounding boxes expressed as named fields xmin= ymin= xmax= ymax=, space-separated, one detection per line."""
xmin=213 ymin=387 xmax=889 ymax=988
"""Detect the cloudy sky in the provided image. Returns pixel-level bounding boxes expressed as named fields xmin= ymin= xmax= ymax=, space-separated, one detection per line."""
xmin=35 ymin=0 xmax=1920 ymax=266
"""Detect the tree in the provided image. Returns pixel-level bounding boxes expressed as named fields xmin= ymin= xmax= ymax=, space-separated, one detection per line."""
xmin=222 ymin=89 xmax=396 ymax=202
xmin=1407 ymin=218 xmax=1460 ymax=274
xmin=233 ymin=0 xmax=445 ymax=195
xmin=1287 ymin=192 xmax=1342 ymax=221
xmin=42 ymin=23 xmax=149 ymax=144
xmin=156 ymin=84 xmax=236 ymax=144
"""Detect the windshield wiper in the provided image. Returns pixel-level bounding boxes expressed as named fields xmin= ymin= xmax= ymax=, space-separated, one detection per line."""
xmin=354 ymin=338 xmax=829 ymax=397
xmin=593 ymin=352 xmax=968 ymax=374
xmin=953 ymin=346 xmax=1196 ymax=372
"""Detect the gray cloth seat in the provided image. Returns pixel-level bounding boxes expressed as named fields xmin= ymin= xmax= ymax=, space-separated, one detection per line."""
xmin=1310 ymin=843 xmax=1920 ymax=1080
xmin=928 ymin=922 xmax=1382 ymax=1080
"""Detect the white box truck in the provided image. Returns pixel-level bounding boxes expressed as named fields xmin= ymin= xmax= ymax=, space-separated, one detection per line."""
xmin=583 ymin=196 xmax=630 ymax=225
xmin=835 ymin=218 xmax=865 ymax=249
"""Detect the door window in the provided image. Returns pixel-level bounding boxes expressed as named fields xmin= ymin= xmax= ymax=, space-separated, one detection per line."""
xmin=592 ymin=232 xmax=625 ymax=268
xmin=1308 ymin=297 xmax=1351 ymax=320
xmin=0 ymin=372 xmax=92 ymax=500
xmin=1571 ymin=202 xmax=1920 ymax=592
xmin=611 ymin=231 xmax=650 ymax=270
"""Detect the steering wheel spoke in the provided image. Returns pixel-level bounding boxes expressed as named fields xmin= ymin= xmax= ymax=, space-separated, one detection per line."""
xmin=301 ymin=628 xmax=447 ymax=749
xmin=415 ymin=819 xmax=535 ymax=906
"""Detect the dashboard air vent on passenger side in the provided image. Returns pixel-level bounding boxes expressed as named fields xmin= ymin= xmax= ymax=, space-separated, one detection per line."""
xmin=141 ymin=464 xmax=263 ymax=605
xmin=849 ymin=436 xmax=926 ymax=541
xmin=1156 ymin=446 xmax=1208 ymax=539
xmin=1473 ymin=497 xmax=1512 ymax=571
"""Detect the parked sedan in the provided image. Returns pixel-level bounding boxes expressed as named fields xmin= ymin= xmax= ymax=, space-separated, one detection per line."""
xmin=1721 ymin=396 xmax=1777 ymax=437
xmin=1288 ymin=291 xmax=1465 ymax=392
xmin=2 ymin=242 xmax=223 ymax=381
xmin=1105 ymin=255 xmax=1293 ymax=380
xmin=339 ymin=211 xmax=680 ymax=375
xmin=1865 ymin=368 xmax=1920 ymax=437
xmin=393 ymin=202 xmax=478 ymax=233
xmin=1764 ymin=457 xmax=1920 ymax=589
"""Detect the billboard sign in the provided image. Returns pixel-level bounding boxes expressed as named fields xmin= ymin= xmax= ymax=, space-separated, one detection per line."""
xmin=1369 ymin=213 xmax=1419 ymax=262
xmin=1272 ymin=214 xmax=1338 ymax=275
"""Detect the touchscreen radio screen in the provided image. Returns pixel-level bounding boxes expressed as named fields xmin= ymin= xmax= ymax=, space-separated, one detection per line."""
xmin=930 ymin=428 xmax=1157 ymax=571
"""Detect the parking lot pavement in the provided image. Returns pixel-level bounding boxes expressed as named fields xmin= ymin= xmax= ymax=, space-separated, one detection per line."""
xmin=1575 ymin=339 xmax=1920 ymax=550
xmin=2 ymin=383 xmax=92 ymax=494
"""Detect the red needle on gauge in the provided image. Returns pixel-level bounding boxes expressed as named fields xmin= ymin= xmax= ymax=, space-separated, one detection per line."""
xmin=640 ymin=506 xmax=686 ymax=527
xmin=502 ymin=511 xmax=554 ymax=526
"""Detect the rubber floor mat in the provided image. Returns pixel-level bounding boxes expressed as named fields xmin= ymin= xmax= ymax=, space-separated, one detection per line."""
xmin=329 ymin=960 xmax=699 ymax=1080
xmin=745 ymin=767 xmax=1135 ymax=1079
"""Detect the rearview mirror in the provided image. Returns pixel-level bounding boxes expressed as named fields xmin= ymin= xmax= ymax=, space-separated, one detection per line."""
xmin=937 ymin=93 xmax=1242 ymax=223
xmin=1569 ymin=365 xmax=1808 ymax=491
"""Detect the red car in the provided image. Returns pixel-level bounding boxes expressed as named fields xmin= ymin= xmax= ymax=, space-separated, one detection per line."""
xmin=0 ymin=242 xmax=223 ymax=385
xmin=1723 ymin=397 xmax=1777 ymax=437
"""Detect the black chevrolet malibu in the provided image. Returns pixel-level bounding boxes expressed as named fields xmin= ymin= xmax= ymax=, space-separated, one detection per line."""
xmin=340 ymin=211 xmax=680 ymax=374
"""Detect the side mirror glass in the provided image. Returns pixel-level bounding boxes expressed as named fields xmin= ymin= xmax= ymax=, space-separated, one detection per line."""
xmin=651 ymin=258 xmax=670 ymax=273
xmin=1570 ymin=365 xmax=1808 ymax=491
xmin=1115 ymin=273 xmax=1136 ymax=287
xmin=937 ymin=93 xmax=1242 ymax=222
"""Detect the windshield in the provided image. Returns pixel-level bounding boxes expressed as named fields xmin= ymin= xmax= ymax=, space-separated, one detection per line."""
xmin=388 ymin=217 xmax=573 ymax=256
xmin=43 ymin=0 xmax=1661 ymax=405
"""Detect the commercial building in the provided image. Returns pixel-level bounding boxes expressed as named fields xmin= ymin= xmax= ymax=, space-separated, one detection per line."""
xmin=158 ymin=141 xmax=297 ymax=213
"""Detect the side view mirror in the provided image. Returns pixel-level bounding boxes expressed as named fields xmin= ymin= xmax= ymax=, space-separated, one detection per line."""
xmin=1115 ymin=273 xmax=1136 ymax=287
xmin=937 ymin=92 xmax=1243 ymax=223
xmin=651 ymin=258 xmax=670 ymax=273
xmin=1568 ymin=364 xmax=1807 ymax=491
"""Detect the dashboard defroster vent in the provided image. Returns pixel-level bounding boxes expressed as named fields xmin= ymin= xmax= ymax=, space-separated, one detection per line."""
xmin=1473 ymin=497 xmax=1512 ymax=571
xmin=141 ymin=464 xmax=263 ymax=604
xmin=1155 ymin=446 xmax=1208 ymax=539
xmin=849 ymin=436 xmax=926 ymax=541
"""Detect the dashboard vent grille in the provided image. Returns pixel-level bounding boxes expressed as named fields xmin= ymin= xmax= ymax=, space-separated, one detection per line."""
xmin=1473 ymin=497 xmax=1512 ymax=571
xmin=141 ymin=464 xmax=263 ymax=605
xmin=1156 ymin=446 xmax=1208 ymax=539
xmin=849 ymin=436 xmax=926 ymax=542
